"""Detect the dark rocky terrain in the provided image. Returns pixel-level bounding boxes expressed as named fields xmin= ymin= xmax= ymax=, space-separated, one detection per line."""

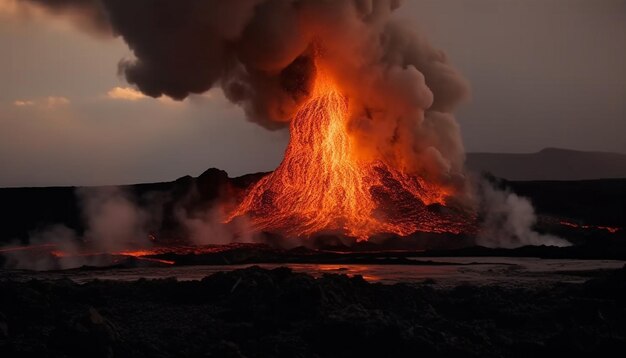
xmin=506 ymin=178 xmax=625 ymax=228
xmin=1 ymin=265 xmax=625 ymax=357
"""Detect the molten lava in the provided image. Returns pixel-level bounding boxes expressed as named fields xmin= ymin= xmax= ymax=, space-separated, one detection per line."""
xmin=227 ymin=66 xmax=472 ymax=239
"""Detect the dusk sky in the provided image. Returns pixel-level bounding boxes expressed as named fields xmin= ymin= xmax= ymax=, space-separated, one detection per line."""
xmin=1 ymin=0 xmax=625 ymax=187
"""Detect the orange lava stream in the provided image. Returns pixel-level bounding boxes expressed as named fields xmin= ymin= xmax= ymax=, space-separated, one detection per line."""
xmin=45 ymin=244 xmax=254 ymax=263
xmin=559 ymin=220 xmax=621 ymax=234
xmin=227 ymin=67 xmax=467 ymax=239
xmin=0 ymin=243 xmax=57 ymax=253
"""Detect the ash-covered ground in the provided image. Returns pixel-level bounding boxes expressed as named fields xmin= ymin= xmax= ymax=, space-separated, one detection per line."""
xmin=1 ymin=264 xmax=625 ymax=358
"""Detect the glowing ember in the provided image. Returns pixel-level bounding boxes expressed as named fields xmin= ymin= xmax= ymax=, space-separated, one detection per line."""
xmin=227 ymin=65 xmax=472 ymax=239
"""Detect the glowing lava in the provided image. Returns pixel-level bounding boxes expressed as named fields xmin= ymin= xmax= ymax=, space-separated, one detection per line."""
xmin=559 ymin=220 xmax=621 ymax=234
xmin=227 ymin=66 xmax=472 ymax=239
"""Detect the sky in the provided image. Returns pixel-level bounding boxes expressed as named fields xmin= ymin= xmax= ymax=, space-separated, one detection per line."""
xmin=1 ymin=0 xmax=624 ymax=187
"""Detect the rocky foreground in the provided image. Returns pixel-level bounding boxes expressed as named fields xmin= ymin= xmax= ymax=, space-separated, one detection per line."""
xmin=1 ymin=265 xmax=625 ymax=358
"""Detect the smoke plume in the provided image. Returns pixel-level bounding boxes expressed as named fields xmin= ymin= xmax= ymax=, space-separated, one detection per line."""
xmin=76 ymin=186 xmax=151 ymax=251
xmin=2 ymin=186 xmax=151 ymax=270
xmin=475 ymin=179 xmax=570 ymax=248
xmin=19 ymin=0 xmax=467 ymax=190
xmin=173 ymin=181 xmax=257 ymax=245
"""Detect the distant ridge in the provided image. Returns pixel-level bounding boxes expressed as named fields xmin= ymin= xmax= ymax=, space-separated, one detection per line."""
xmin=466 ymin=148 xmax=626 ymax=181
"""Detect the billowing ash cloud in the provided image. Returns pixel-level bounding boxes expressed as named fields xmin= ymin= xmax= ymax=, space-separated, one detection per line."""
xmin=21 ymin=0 xmax=468 ymax=185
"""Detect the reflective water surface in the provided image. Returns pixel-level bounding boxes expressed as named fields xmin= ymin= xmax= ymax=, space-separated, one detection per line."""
xmin=3 ymin=257 xmax=624 ymax=288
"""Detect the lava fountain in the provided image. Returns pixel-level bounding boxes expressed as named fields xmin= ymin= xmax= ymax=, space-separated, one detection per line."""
xmin=227 ymin=63 xmax=474 ymax=239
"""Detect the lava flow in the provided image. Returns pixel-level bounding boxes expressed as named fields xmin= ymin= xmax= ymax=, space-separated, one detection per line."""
xmin=227 ymin=65 xmax=473 ymax=239
xmin=559 ymin=220 xmax=621 ymax=234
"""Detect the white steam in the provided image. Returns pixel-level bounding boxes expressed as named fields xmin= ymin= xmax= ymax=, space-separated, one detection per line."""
xmin=476 ymin=180 xmax=571 ymax=248
xmin=175 ymin=199 xmax=256 ymax=246
xmin=77 ymin=186 xmax=150 ymax=251
xmin=2 ymin=187 xmax=151 ymax=270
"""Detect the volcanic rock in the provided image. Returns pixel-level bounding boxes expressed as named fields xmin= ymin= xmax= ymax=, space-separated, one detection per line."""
xmin=50 ymin=306 xmax=119 ymax=358
xmin=0 ymin=266 xmax=625 ymax=357
xmin=0 ymin=311 xmax=7 ymax=339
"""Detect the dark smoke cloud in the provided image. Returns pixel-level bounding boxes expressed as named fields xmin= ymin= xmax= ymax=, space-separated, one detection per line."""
xmin=24 ymin=0 xmax=308 ymax=126
xmin=21 ymin=1 xmax=465 ymax=125
xmin=21 ymin=0 xmax=468 ymax=187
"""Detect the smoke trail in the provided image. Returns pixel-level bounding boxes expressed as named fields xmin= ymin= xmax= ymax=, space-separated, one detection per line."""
xmin=172 ymin=180 xmax=257 ymax=245
xmin=475 ymin=178 xmax=571 ymax=248
xmin=0 ymin=179 xmax=257 ymax=270
xmin=1 ymin=186 xmax=152 ymax=270
xmin=1 ymin=225 xmax=80 ymax=270
xmin=76 ymin=186 xmax=151 ymax=251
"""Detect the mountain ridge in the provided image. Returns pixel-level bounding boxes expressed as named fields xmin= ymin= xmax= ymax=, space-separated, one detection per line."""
xmin=466 ymin=147 xmax=626 ymax=180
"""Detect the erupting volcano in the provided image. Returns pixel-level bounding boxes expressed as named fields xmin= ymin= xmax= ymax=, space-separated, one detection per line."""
xmin=227 ymin=63 xmax=474 ymax=239
xmin=8 ymin=0 xmax=480 ymax=242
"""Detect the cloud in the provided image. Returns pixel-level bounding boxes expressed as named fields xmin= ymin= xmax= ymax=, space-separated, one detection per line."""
xmin=13 ymin=100 xmax=35 ymax=107
xmin=45 ymin=96 xmax=70 ymax=107
xmin=107 ymin=86 xmax=146 ymax=101
xmin=106 ymin=86 xmax=185 ymax=106
xmin=12 ymin=96 xmax=69 ymax=108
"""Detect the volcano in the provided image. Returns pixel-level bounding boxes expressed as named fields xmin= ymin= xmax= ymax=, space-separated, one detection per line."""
xmin=226 ymin=64 xmax=475 ymax=240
